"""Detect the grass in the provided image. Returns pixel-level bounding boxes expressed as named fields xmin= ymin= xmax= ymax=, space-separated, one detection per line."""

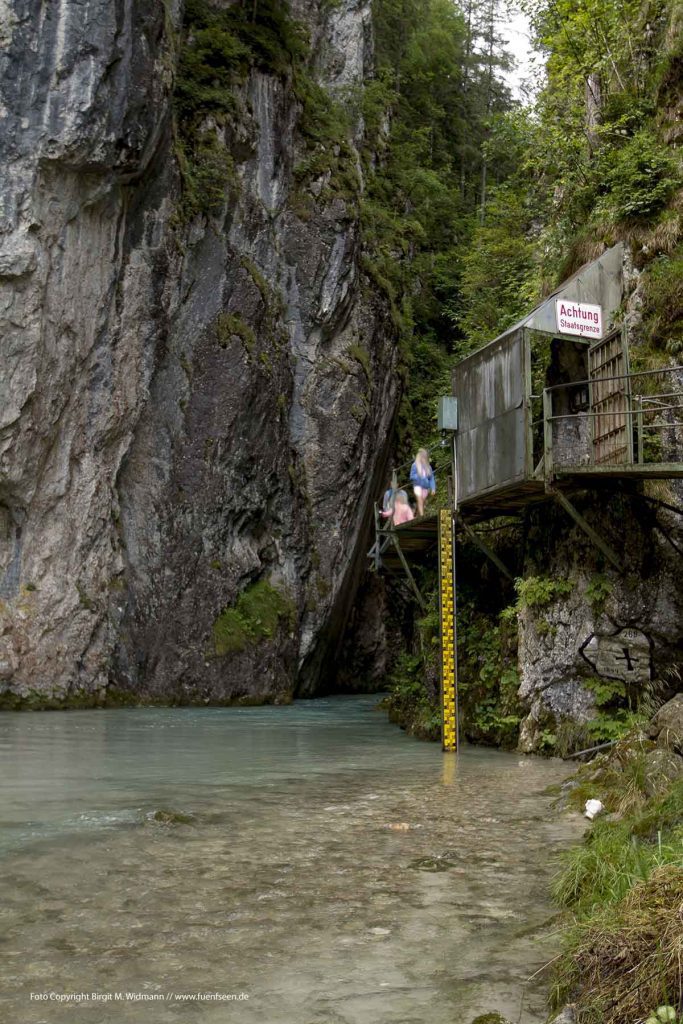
xmin=553 ymin=818 xmax=683 ymax=915
xmin=552 ymin=865 xmax=683 ymax=1023
xmin=640 ymin=244 xmax=683 ymax=358
xmin=551 ymin=737 xmax=683 ymax=1022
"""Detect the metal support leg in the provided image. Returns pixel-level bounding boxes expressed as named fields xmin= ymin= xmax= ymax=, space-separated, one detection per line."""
xmin=390 ymin=534 xmax=427 ymax=611
xmin=550 ymin=488 xmax=623 ymax=572
xmin=459 ymin=518 xmax=514 ymax=580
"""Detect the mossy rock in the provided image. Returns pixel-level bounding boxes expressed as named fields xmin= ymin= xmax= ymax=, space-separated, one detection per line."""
xmin=150 ymin=809 xmax=195 ymax=825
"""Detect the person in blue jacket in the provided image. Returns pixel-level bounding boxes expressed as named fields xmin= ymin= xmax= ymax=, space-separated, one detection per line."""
xmin=410 ymin=448 xmax=435 ymax=517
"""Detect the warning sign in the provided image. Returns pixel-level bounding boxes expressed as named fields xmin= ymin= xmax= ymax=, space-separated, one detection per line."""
xmin=555 ymin=299 xmax=603 ymax=339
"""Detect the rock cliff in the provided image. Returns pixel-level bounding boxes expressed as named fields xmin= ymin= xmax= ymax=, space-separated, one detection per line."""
xmin=516 ymin=484 xmax=683 ymax=753
xmin=0 ymin=0 xmax=400 ymax=707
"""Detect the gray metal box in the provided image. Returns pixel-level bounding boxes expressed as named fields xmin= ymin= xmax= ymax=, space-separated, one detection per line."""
xmin=437 ymin=396 xmax=458 ymax=432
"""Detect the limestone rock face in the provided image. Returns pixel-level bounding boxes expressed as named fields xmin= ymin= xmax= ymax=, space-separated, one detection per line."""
xmin=0 ymin=0 xmax=400 ymax=706
xmin=516 ymin=489 xmax=683 ymax=752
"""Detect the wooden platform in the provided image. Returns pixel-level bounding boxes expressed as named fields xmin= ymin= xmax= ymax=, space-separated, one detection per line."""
xmin=555 ymin=463 xmax=683 ymax=480
xmin=455 ymin=480 xmax=547 ymax=523
xmin=373 ymin=514 xmax=439 ymax=574
xmin=369 ymin=464 xmax=683 ymax=579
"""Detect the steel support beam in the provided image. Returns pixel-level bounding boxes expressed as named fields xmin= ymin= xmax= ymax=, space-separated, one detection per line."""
xmin=458 ymin=518 xmax=514 ymax=580
xmin=550 ymin=488 xmax=623 ymax=572
xmin=390 ymin=533 xmax=427 ymax=611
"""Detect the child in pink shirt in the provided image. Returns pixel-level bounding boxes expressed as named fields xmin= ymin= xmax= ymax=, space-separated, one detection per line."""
xmin=392 ymin=491 xmax=414 ymax=525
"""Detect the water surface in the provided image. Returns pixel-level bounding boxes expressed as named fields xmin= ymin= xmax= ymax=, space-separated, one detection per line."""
xmin=0 ymin=696 xmax=581 ymax=1023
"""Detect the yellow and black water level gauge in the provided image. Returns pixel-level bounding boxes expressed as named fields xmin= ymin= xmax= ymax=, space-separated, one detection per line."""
xmin=438 ymin=507 xmax=458 ymax=751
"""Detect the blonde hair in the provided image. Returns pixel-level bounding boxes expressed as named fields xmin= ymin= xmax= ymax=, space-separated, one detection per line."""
xmin=416 ymin=448 xmax=430 ymax=472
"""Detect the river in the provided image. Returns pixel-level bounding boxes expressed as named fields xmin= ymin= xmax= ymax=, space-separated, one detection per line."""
xmin=0 ymin=695 xmax=581 ymax=1023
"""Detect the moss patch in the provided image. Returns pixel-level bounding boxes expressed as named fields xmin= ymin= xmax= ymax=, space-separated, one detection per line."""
xmin=347 ymin=343 xmax=371 ymax=381
xmin=212 ymin=579 xmax=295 ymax=657
xmin=215 ymin=312 xmax=255 ymax=353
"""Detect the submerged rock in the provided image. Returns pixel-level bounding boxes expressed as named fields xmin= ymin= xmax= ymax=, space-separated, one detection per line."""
xmin=148 ymin=809 xmax=195 ymax=826
xmin=549 ymin=1008 xmax=576 ymax=1024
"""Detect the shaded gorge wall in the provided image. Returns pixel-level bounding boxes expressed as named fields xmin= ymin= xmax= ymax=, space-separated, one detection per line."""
xmin=0 ymin=0 xmax=401 ymax=707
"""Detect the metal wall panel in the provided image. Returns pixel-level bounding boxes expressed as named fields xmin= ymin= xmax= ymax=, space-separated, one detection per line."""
xmin=453 ymin=329 xmax=527 ymax=503
xmin=526 ymin=243 xmax=623 ymax=336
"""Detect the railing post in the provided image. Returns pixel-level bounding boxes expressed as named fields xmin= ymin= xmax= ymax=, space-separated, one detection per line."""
xmin=373 ymin=502 xmax=381 ymax=571
xmin=542 ymin=388 xmax=554 ymax=488
xmin=636 ymin=397 xmax=644 ymax=464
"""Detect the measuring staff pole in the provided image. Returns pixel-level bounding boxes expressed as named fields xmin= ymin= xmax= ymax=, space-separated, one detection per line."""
xmin=438 ymin=429 xmax=458 ymax=752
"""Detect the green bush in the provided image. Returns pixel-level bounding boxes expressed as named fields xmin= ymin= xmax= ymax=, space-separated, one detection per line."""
xmin=384 ymin=651 xmax=441 ymax=741
xmin=456 ymin=597 xmax=522 ymax=747
xmin=641 ymin=246 xmax=683 ymax=357
xmin=597 ymin=130 xmax=679 ymax=221
xmin=514 ymin=575 xmax=573 ymax=610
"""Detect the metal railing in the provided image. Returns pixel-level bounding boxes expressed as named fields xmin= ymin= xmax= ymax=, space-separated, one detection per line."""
xmin=538 ymin=365 xmax=683 ymax=476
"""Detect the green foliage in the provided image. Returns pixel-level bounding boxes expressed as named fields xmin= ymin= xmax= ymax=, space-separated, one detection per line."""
xmin=633 ymin=780 xmax=683 ymax=840
xmin=586 ymin=573 xmax=613 ymax=616
xmin=175 ymin=0 xmax=306 ymax=117
xmin=641 ymin=246 xmax=683 ymax=357
xmin=385 ymin=650 xmax=442 ymax=741
xmin=212 ymin=580 xmax=295 ymax=657
xmin=553 ymin=817 xmax=683 ymax=915
xmin=595 ymin=130 xmax=679 ymax=222
xmin=514 ymin=574 xmax=573 ymax=610
xmin=586 ymin=709 xmax=637 ymax=743
xmin=644 ymin=1008 xmax=681 ymax=1024
xmin=584 ymin=675 xmax=626 ymax=708
xmin=456 ymin=597 xmax=522 ymax=747
xmin=363 ymin=0 xmax=518 ymax=460
xmin=517 ymin=0 xmax=683 ymax=279
xmin=455 ymin=185 xmax=536 ymax=352
xmin=174 ymin=0 xmax=353 ymax=219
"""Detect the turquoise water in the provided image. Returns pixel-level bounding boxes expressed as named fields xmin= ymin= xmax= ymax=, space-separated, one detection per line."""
xmin=0 ymin=696 xmax=581 ymax=1023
